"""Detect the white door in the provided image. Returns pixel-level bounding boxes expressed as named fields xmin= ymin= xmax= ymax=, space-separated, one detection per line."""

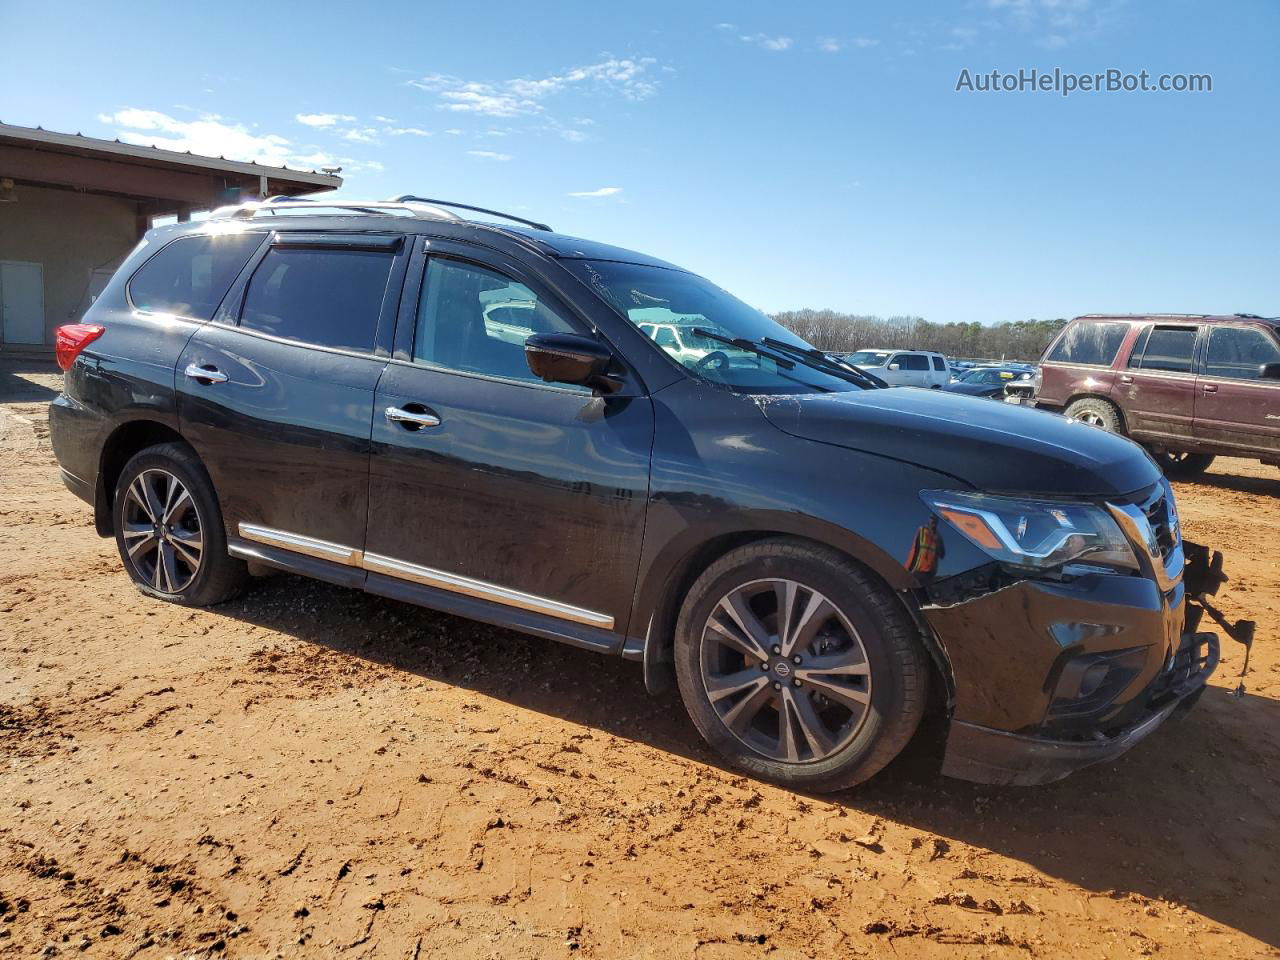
xmin=1 ymin=261 xmax=45 ymax=345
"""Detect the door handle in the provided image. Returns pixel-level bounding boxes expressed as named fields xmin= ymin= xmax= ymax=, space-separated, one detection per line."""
xmin=384 ymin=405 xmax=441 ymax=429
xmin=184 ymin=363 xmax=229 ymax=384
xmin=1120 ymin=374 xmax=1134 ymax=384
xmin=1202 ymin=383 xmax=1218 ymax=394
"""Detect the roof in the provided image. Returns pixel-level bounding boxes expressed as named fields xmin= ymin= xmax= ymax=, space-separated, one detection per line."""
xmin=0 ymin=122 xmax=342 ymax=189
xmin=1074 ymin=313 xmax=1279 ymax=327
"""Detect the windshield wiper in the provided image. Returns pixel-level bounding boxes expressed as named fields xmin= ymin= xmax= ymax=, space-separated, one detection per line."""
xmin=691 ymin=328 xmax=796 ymax=370
xmin=758 ymin=338 xmax=883 ymax=389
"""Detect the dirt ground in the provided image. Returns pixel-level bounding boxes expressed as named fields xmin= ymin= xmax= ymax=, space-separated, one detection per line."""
xmin=1 ymin=357 xmax=1277 ymax=960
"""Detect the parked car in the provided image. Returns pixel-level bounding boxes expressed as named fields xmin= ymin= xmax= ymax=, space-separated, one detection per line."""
xmin=943 ymin=364 xmax=1036 ymax=399
xmin=840 ymin=348 xmax=950 ymax=388
xmin=48 ymin=198 xmax=1228 ymax=791
xmin=1033 ymin=313 xmax=1280 ymax=475
xmin=636 ymin=321 xmax=716 ymax=364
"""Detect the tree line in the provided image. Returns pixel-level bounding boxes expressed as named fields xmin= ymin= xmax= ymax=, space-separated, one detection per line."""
xmin=771 ymin=309 xmax=1069 ymax=362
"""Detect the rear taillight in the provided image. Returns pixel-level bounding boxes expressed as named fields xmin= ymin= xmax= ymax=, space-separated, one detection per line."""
xmin=54 ymin=324 xmax=105 ymax=371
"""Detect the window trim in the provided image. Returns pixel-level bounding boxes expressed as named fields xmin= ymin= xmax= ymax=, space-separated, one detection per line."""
xmin=227 ymin=231 xmax=406 ymax=357
xmin=1198 ymin=323 xmax=1280 ymax=383
xmin=125 ymin=230 xmax=269 ymax=322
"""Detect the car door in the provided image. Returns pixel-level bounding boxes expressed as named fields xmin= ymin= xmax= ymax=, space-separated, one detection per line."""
xmin=1193 ymin=323 xmax=1280 ymax=456
xmin=177 ymin=232 xmax=407 ymax=568
xmin=895 ymin=353 xmax=930 ymax=387
xmin=363 ymin=238 xmax=654 ymax=648
xmin=1114 ymin=323 xmax=1201 ymax=442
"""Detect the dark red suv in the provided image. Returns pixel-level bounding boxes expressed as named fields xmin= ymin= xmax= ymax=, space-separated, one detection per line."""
xmin=1032 ymin=314 xmax=1280 ymax=475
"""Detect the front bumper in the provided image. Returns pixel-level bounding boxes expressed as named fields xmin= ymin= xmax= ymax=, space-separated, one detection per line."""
xmin=941 ymin=630 xmax=1218 ymax=786
xmin=925 ymin=530 xmax=1238 ymax=786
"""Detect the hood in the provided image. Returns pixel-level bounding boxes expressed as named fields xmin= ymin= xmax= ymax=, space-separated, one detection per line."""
xmin=757 ymin=388 xmax=1160 ymax=498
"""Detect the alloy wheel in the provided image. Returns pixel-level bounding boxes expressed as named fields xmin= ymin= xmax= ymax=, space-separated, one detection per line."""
xmin=121 ymin=468 xmax=204 ymax=593
xmin=1074 ymin=410 xmax=1106 ymax=427
xmin=700 ymin=578 xmax=872 ymax=764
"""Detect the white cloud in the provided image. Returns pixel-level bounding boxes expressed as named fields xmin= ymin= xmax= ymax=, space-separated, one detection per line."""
xmin=98 ymin=108 xmax=381 ymax=176
xmin=374 ymin=115 xmax=396 ymax=123
xmin=738 ymin=33 xmax=793 ymax=51
xmin=385 ymin=126 xmax=431 ymax=136
xmin=409 ymin=57 xmax=659 ymax=119
xmin=295 ymin=112 xmax=356 ymax=128
xmin=467 ymin=150 xmax=511 ymax=161
xmin=568 ymin=186 xmax=621 ymax=198
xmin=444 ymin=128 xmax=463 ymax=135
xmin=341 ymin=127 xmax=381 ymax=143
xmin=559 ymin=129 xmax=589 ymax=143
xmin=983 ymin=0 xmax=1106 ymax=47
xmin=818 ymin=37 xmax=842 ymax=53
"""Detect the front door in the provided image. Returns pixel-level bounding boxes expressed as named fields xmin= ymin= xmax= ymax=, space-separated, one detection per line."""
xmin=1114 ymin=324 xmax=1201 ymax=443
xmin=364 ymin=239 xmax=653 ymax=647
xmin=177 ymin=233 xmax=406 ymax=560
xmin=1194 ymin=324 xmax=1280 ymax=457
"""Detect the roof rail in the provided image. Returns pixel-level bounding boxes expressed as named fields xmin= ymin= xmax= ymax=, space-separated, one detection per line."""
xmin=208 ymin=197 xmax=466 ymax=221
xmin=389 ymin=195 xmax=552 ymax=232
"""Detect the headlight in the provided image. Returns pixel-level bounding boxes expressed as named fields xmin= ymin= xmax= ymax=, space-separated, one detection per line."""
xmin=922 ymin=490 xmax=1138 ymax=572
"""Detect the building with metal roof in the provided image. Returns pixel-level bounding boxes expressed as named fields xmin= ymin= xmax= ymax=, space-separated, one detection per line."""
xmin=0 ymin=122 xmax=342 ymax=351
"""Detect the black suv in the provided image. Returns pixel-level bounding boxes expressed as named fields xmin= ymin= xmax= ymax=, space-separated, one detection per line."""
xmin=49 ymin=197 xmax=1230 ymax=791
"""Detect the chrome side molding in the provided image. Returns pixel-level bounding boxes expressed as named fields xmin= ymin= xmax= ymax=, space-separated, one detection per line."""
xmin=235 ymin=523 xmax=614 ymax=629
xmin=238 ymin=523 xmax=363 ymax=566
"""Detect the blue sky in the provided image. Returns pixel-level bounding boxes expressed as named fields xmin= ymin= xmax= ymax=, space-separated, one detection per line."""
xmin=1 ymin=0 xmax=1276 ymax=324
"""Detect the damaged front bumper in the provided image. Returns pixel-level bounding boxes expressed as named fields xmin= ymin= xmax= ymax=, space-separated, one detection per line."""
xmin=925 ymin=539 xmax=1249 ymax=787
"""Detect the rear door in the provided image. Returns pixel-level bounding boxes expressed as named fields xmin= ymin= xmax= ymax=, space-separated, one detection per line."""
xmin=177 ymin=232 xmax=407 ymax=563
xmin=1193 ymin=323 xmax=1280 ymax=456
xmin=363 ymin=238 xmax=653 ymax=646
xmin=929 ymin=354 xmax=948 ymax=387
xmin=1114 ymin=323 xmax=1201 ymax=443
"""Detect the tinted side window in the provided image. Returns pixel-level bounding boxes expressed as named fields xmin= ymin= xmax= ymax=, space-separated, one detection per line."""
xmin=1133 ymin=326 xmax=1198 ymax=374
xmin=414 ymin=258 xmax=576 ymax=383
xmin=129 ymin=233 xmax=263 ymax=320
xmin=1204 ymin=326 xmax=1280 ymax=380
xmin=1127 ymin=326 xmax=1152 ymax=368
xmin=898 ymin=354 xmax=930 ymax=371
xmin=931 ymin=356 xmax=946 ymax=371
xmin=1047 ymin=322 xmax=1127 ymax=366
xmin=240 ymin=248 xmax=393 ymax=352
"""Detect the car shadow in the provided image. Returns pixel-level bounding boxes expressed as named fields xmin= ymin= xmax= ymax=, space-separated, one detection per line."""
xmin=208 ymin=572 xmax=1279 ymax=949
xmin=0 ymin=358 xmax=61 ymax=403
xmin=1175 ymin=469 xmax=1280 ymax=498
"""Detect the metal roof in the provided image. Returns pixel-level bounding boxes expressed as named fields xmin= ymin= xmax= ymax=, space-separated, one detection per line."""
xmin=0 ymin=121 xmax=342 ymax=190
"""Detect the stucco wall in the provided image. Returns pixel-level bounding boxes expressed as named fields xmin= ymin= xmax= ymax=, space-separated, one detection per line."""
xmin=0 ymin=184 xmax=137 ymax=346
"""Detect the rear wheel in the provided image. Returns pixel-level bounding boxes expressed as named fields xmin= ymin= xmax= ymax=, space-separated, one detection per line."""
xmin=674 ymin=539 xmax=929 ymax=793
xmin=1151 ymin=450 xmax=1215 ymax=477
xmin=1064 ymin=397 xmax=1123 ymax=434
xmin=113 ymin=442 xmax=247 ymax=606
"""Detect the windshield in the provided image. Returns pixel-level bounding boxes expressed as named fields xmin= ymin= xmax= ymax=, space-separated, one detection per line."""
xmin=844 ymin=350 xmax=892 ymax=367
xmin=564 ymin=260 xmax=860 ymax=394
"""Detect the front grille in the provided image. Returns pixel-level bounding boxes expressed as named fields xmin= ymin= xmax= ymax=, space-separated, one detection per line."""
xmin=1143 ymin=491 xmax=1178 ymax=566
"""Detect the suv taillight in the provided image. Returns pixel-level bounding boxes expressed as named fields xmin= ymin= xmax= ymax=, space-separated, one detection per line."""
xmin=54 ymin=324 xmax=105 ymax=371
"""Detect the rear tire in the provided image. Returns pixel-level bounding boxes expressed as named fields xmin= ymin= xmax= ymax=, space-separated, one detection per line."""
xmin=1064 ymin=397 xmax=1123 ymax=434
xmin=673 ymin=538 xmax=929 ymax=793
xmin=1152 ymin=451 xmax=1216 ymax=477
xmin=113 ymin=442 xmax=247 ymax=606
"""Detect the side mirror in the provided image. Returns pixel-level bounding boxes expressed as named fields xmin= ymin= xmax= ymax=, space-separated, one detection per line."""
xmin=1258 ymin=362 xmax=1280 ymax=380
xmin=525 ymin=333 xmax=622 ymax=395
xmin=888 ymin=362 xmax=900 ymax=371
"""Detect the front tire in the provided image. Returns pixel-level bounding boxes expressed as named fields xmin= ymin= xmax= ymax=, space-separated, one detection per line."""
xmin=113 ymin=442 xmax=247 ymax=606
xmin=1151 ymin=450 xmax=1215 ymax=477
xmin=1064 ymin=396 xmax=1124 ymax=433
xmin=674 ymin=539 xmax=929 ymax=793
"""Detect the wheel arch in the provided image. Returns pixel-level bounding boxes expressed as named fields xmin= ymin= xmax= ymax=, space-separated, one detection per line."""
xmin=637 ymin=526 xmax=956 ymax=712
xmin=94 ymin=419 xmax=189 ymax=536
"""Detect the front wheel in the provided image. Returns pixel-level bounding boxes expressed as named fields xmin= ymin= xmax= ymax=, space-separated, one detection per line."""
xmin=674 ymin=539 xmax=929 ymax=793
xmin=1064 ymin=396 xmax=1124 ymax=434
xmin=113 ymin=442 xmax=247 ymax=606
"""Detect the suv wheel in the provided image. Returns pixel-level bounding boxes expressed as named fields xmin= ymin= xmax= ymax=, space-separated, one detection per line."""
xmin=113 ymin=442 xmax=247 ymax=606
xmin=1065 ymin=397 xmax=1123 ymax=433
xmin=1152 ymin=451 xmax=1216 ymax=477
xmin=674 ymin=539 xmax=929 ymax=793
